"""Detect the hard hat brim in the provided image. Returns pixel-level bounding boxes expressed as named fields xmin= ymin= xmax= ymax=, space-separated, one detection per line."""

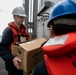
xmin=17 ymin=14 xmax=27 ymax=17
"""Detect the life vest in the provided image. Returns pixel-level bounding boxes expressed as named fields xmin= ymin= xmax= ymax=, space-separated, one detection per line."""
xmin=42 ymin=32 xmax=76 ymax=75
xmin=7 ymin=22 xmax=30 ymax=52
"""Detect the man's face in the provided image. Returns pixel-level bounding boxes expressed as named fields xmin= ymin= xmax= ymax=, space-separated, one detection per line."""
xmin=14 ymin=15 xmax=25 ymax=25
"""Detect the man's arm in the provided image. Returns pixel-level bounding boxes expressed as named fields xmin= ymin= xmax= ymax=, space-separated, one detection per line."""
xmin=0 ymin=28 xmax=14 ymax=61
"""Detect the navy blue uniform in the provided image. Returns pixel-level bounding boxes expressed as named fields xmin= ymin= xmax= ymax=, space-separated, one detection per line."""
xmin=0 ymin=28 xmax=23 ymax=75
xmin=33 ymin=61 xmax=48 ymax=75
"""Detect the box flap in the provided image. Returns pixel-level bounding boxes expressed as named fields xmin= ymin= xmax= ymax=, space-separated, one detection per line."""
xmin=19 ymin=38 xmax=46 ymax=51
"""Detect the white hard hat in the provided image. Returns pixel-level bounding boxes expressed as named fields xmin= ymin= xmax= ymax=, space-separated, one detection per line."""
xmin=12 ymin=6 xmax=27 ymax=17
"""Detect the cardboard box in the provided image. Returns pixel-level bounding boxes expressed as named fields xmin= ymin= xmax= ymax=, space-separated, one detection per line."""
xmin=12 ymin=38 xmax=46 ymax=73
